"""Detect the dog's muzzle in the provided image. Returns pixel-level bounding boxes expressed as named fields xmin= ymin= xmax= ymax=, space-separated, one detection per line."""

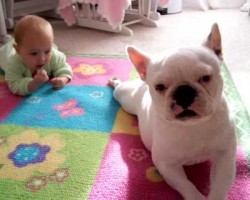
xmin=173 ymin=84 xmax=197 ymax=108
xmin=172 ymin=84 xmax=198 ymax=120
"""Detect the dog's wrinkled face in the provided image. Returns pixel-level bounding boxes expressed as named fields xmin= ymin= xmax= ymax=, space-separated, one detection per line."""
xmin=147 ymin=47 xmax=223 ymax=123
xmin=126 ymin=23 xmax=223 ymax=123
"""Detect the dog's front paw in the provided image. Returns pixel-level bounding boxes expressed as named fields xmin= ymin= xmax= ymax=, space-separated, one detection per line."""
xmin=109 ymin=77 xmax=121 ymax=88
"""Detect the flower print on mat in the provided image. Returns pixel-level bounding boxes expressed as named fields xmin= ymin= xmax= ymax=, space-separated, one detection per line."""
xmin=73 ymin=62 xmax=107 ymax=76
xmin=25 ymin=168 xmax=70 ymax=191
xmin=129 ymin=148 xmax=147 ymax=162
xmin=53 ymin=99 xmax=84 ymax=118
xmin=67 ymin=57 xmax=133 ymax=86
xmin=0 ymin=130 xmax=66 ymax=181
xmin=49 ymin=168 xmax=70 ymax=183
xmin=72 ymin=61 xmax=111 ymax=85
xmin=25 ymin=176 xmax=47 ymax=191
xmin=146 ymin=166 xmax=164 ymax=183
xmin=8 ymin=143 xmax=50 ymax=168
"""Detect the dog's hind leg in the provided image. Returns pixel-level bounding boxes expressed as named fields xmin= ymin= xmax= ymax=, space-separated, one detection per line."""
xmin=109 ymin=77 xmax=144 ymax=115
xmin=109 ymin=77 xmax=121 ymax=88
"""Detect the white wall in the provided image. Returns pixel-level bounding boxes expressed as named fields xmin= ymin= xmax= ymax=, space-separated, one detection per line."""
xmin=183 ymin=0 xmax=246 ymax=10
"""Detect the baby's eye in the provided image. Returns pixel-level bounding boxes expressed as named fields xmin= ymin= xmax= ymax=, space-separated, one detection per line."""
xmin=45 ymin=50 xmax=51 ymax=54
xmin=30 ymin=52 xmax=38 ymax=56
xmin=155 ymin=84 xmax=167 ymax=92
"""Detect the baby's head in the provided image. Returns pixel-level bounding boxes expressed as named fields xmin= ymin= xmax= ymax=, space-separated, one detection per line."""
xmin=13 ymin=15 xmax=54 ymax=72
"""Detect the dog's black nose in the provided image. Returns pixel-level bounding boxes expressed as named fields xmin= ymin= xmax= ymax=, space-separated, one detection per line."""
xmin=172 ymin=85 xmax=197 ymax=109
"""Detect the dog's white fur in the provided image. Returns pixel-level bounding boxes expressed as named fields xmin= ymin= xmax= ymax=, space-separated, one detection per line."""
xmin=110 ymin=24 xmax=236 ymax=200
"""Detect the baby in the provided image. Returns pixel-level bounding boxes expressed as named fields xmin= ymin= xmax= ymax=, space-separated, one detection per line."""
xmin=0 ymin=15 xmax=73 ymax=96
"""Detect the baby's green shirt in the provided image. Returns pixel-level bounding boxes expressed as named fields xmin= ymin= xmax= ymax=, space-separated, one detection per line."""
xmin=0 ymin=39 xmax=73 ymax=96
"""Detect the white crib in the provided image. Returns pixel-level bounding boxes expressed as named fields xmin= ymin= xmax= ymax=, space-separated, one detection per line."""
xmin=0 ymin=0 xmax=166 ymax=42
xmin=74 ymin=0 xmax=161 ymax=36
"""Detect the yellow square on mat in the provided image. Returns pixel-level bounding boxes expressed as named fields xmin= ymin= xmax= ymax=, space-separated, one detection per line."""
xmin=112 ymin=108 xmax=139 ymax=135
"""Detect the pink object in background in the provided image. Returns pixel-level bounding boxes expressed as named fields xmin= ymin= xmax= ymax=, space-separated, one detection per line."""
xmin=98 ymin=0 xmax=130 ymax=29
xmin=57 ymin=0 xmax=76 ymax=26
xmin=57 ymin=0 xmax=171 ymax=28
xmin=159 ymin=0 xmax=171 ymax=7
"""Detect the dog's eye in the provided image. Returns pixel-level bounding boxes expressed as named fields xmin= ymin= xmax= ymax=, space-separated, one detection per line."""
xmin=155 ymin=84 xmax=166 ymax=92
xmin=199 ymin=75 xmax=211 ymax=83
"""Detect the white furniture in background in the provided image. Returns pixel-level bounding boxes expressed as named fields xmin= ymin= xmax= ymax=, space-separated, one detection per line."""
xmin=1 ymin=0 xmax=169 ymax=40
xmin=73 ymin=0 xmax=163 ymax=36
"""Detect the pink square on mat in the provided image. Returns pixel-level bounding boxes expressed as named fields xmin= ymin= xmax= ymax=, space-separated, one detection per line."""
xmin=67 ymin=57 xmax=133 ymax=86
xmin=0 ymin=83 xmax=23 ymax=121
xmin=89 ymin=134 xmax=211 ymax=200
xmin=228 ymin=147 xmax=250 ymax=200
xmin=89 ymin=133 xmax=250 ymax=200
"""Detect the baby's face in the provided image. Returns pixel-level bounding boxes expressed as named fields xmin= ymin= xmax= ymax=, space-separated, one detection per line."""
xmin=16 ymin=33 xmax=53 ymax=73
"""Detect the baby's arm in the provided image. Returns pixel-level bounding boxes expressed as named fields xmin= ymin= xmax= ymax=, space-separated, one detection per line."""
xmin=5 ymin=63 xmax=48 ymax=96
xmin=28 ymin=69 xmax=49 ymax=92
xmin=50 ymin=49 xmax=73 ymax=89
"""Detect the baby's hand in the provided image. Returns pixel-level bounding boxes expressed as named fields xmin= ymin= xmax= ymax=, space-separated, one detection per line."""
xmin=33 ymin=69 xmax=49 ymax=83
xmin=28 ymin=69 xmax=49 ymax=93
xmin=50 ymin=77 xmax=69 ymax=90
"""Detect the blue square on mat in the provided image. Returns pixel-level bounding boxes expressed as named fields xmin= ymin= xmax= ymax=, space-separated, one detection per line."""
xmin=3 ymin=84 xmax=120 ymax=132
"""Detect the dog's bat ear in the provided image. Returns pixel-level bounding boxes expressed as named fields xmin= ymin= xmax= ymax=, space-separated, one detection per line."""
xmin=126 ymin=45 xmax=150 ymax=80
xmin=204 ymin=23 xmax=223 ymax=60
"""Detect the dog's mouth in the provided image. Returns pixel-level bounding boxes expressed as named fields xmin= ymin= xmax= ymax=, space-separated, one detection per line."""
xmin=176 ymin=109 xmax=198 ymax=120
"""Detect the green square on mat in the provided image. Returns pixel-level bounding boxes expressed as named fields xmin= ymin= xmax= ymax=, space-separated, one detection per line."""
xmin=0 ymin=124 xmax=109 ymax=199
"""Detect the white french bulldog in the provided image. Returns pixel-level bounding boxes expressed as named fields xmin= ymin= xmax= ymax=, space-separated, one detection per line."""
xmin=110 ymin=23 xmax=236 ymax=200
